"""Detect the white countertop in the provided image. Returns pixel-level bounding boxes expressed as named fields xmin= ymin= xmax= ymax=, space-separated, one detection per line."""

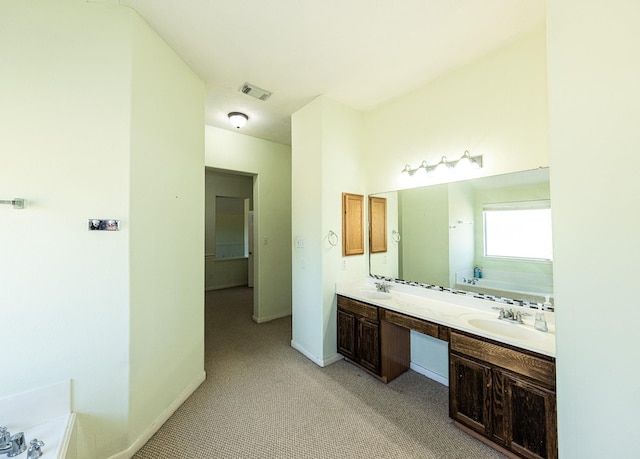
xmin=336 ymin=278 xmax=556 ymax=357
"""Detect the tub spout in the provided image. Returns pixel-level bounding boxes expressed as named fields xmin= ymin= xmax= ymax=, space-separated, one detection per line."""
xmin=7 ymin=432 xmax=26 ymax=457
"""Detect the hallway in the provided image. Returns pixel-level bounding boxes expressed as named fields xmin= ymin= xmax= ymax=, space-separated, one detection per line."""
xmin=134 ymin=287 xmax=505 ymax=458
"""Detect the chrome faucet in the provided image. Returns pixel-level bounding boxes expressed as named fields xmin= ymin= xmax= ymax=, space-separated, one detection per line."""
xmin=7 ymin=432 xmax=26 ymax=457
xmin=375 ymin=281 xmax=391 ymax=293
xmin=496 ymin=307 xmax=525 ymax=324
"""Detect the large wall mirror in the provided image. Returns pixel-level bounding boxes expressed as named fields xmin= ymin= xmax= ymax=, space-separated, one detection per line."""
xmin=369 ymin=168 xmax=553 ymax=306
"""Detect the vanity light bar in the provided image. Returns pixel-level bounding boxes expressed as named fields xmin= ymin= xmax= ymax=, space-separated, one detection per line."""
xmin=399 ymin=151 xmax=483 ymax=183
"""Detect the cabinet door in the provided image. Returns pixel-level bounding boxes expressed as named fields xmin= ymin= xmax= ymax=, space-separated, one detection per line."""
xmin=357 ymin=318 xmax=380 ymax=374
xmin=449 ymin=353 xmax=492 ymax=436
xmin=369 ymin=196 xmax=387 ymax=253
xmin=342 ymin=193 xmax=365 ymax=256
xmin=337 ymin=309 xmax=356 ymax=360
xmin=503 ymin=373 xmax=558 ymax=459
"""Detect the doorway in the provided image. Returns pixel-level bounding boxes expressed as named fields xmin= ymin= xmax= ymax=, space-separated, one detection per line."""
xmin=204 ymin=168 xmax=256 ymax=312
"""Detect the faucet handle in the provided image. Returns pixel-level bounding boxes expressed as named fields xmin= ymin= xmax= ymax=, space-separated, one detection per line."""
xmin=0 ymin=427 xmax=10 ymax=449
xmin=27 ymin=439 xmax=45 ymax=459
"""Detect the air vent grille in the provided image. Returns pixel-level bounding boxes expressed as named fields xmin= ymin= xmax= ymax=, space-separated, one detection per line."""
xmin=239 ymin=82 xmax=272 ymax=101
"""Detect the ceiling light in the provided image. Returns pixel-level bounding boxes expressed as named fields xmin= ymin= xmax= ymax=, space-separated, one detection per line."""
xmin=228 ymin=112 xmax=248 ymax=129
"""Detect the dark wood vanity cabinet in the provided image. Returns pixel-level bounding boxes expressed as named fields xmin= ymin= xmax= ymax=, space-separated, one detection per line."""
xmin=336 ymin=294 xmax=557 ymax=459
xmin=449 ymin=353 xmax=493 ymax=436
xmin=450 ymin=330 xmax=557 ymax=459
xmin=337 ymin=296 xmax=381 ymax=375
xmin=337 ymin=295 xmax=411 ymax=382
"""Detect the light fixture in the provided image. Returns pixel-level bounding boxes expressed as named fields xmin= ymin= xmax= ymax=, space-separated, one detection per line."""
xmin=228 ymin=112 xmax=248 ymax=129
xmin=398 ymin=150 xmax=483 ymax=183
xmin=398 ymin=164 xmax=412 ymax=184
xmin=413 ymin=160 xmax=430 ymax=181
xmin=434 ymin=156 xmax=451 ymax=175
xmin=455 ymin=150 xmax=481 ymax=171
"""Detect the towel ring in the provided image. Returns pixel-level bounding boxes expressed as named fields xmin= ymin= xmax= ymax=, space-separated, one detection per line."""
xmin=392 ymin=230 xmax=401 ymax=243
xmin=328 ymin=230 xmax=339 ymax=247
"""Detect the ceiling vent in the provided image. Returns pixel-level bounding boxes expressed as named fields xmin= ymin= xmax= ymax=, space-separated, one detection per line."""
xmin=239 ymin=82 xmax=272 ymax=101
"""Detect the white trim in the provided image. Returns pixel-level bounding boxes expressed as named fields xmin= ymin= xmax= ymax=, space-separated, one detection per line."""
xmin=59 ymin=412 xmax=76 ymax=459
xmin=108 ymin=371 xmax=206 ymax=459
xmin=410 ymin=362 xmax=449 ymax=387
xmin=482 ymin=199 xmax=550 ymax=211
xmin=290 ymin=340 xmax=343 ymax=367
xmin=252 ymin=311 xmax=291 ymax=323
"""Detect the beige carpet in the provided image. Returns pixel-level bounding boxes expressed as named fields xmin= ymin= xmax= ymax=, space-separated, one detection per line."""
xmin=134 ymin=287 xmax=506 ymax=459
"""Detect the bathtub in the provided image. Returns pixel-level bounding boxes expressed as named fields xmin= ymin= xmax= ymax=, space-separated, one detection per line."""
xmin=456 ymin=277 xmax=553 ymax=305
xmin=0 ymin=381 xmax=76 ymax=459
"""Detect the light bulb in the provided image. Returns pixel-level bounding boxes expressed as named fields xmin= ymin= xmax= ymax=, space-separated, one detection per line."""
xmin=434 ymin=156 xmax=450 ymax=175
xmin=228 ymin=112 xmax=248 ymax=129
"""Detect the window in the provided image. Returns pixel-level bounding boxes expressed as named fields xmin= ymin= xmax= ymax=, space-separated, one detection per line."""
xmin=483 ymin=200 xmax=552 ymax=261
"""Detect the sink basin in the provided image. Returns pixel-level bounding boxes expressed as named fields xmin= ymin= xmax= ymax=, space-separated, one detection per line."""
xmin=465 ymin=317 xmax=546 ymax=341
xmin=360 ymin=291 xmax=392 ymax=300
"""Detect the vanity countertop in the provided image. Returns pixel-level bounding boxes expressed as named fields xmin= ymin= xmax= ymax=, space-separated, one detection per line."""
xmin=336 ymin=278 xmax=556 ymax=357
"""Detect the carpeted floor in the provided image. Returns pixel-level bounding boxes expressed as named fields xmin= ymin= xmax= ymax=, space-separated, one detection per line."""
xmin=134 ymin=287 xmax=506 ymax=458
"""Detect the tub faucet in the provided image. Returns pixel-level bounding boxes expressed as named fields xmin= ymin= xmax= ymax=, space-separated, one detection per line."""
xmin=7 ymin=432 xmax=26 ymax=457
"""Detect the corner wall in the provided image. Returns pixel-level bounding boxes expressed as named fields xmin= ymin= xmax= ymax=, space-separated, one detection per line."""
xmin=0 ymin=2 xmax=133 ymax=456
xmin=0 ymin=2 xmax=206 ymax=457
xmin=291 ymin=96 xmax=366 ymax=364
xmin=128 ymin=10 xmax=205 ymax=453
xmin=547 ymin=0 xmax=640 ymax=456
xmin=204 ymin=126 xmax=292 ymax=323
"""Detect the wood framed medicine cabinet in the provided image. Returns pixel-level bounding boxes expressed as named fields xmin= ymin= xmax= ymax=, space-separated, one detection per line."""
xmin=369 ymin=196 xmax=387 ymax=253
xmin=342 ymin=192 xmax=365 ymax=256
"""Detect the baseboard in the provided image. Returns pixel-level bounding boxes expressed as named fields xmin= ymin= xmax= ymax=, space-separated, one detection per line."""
xmin=410 ymin=362 xmax=449 ymax=387
xmin=290 ymin=340 xmax=343 ymax=367
xmin=205 ymin=282 xmax=247 ymax=291
xmin=252 ymin=311 xmax=291 ymax=323
xmin=108 ymin=370 xmax=206 ymax=459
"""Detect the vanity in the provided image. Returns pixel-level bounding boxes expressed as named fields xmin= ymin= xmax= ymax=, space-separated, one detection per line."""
xmin=336 ymin=279 xmax=556 ymax=459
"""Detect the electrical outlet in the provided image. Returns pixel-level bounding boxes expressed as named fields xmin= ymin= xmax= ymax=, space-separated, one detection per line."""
xmin=263 ymin=237 xmax=269 ymax=245
xmin=341 ymin=260 xmax=347 ymax=271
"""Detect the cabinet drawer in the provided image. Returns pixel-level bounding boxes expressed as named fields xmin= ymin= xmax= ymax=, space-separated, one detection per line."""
xmin=337 ymin=295 xmax=379 ymax=322
xmin=451 ymin=331 xmax=556 ymax=389
xmin=383 ymin=309 xmax=439 ymax=339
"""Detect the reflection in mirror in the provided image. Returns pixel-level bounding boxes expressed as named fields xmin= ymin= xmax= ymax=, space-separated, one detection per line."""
xmin=369 ymin=168 xmax=553 ymax=306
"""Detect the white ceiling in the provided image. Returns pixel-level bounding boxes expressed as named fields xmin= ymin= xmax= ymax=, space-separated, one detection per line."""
xmin=121 ymin=0 xmax=545 ymax=146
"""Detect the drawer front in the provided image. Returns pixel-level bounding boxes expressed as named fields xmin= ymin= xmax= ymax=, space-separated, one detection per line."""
xmin=451 ymin=331 xmax=556 ymax=389
xmin=383 ymin=309 xmax=439 ymax=339
xmin=337 ymin=295 xmax=379 ymax=322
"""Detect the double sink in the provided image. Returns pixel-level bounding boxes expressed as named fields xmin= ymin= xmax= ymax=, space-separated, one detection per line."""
xmin=352 ymin=285 xmax=553 ymax=352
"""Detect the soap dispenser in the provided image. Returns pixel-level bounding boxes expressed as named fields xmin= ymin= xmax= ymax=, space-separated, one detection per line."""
xmin=543 ymin=295 xmax=552 ymax=311
xmin=534 ymin=303 xmax=548 ymax=332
